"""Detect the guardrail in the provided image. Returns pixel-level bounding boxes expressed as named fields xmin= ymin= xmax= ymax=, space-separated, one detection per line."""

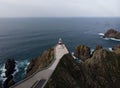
xmin=10 ymin=46 xmax=57 ymax=88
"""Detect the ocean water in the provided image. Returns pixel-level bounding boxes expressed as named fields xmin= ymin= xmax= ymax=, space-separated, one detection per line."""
xmin=0 ymin=17 xmax=120 ymax=82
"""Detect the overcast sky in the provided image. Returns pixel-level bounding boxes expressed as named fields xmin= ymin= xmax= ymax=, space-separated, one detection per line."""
xmin=0 ymin=0 xmax=120 ymax=17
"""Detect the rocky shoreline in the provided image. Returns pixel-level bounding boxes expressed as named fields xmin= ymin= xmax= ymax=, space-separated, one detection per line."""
xmin=1 ymin=44 xmax=120 ymax=88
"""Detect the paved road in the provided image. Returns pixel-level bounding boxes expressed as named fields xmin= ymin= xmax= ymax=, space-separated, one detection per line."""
xmin=11 ymin=44 xmax=69 ymax=88
xmin=34 ymin=79 xmax=46 ymax=88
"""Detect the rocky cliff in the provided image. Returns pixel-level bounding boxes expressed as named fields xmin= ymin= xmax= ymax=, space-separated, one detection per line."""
xmin=45 ymin=54 xmax=82 ymax=88
xmin=112 ymin=44 xmax=120 ymax=54
xmin=103 ymin=29 xmax=120 ymax=39
xmin=74 ymin=45 xmax=90 ymax=61
xmin=3 ymin=59 xmax=16 ymax=88
xmin=45 ymin=45 xmax=120 ymax=88
xmin=26 ymin=48 xmax=54 ymax=77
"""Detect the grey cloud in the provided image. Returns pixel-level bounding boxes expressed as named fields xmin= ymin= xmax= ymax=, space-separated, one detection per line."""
xmin=0 ymin=0 xmax=120 ymax=17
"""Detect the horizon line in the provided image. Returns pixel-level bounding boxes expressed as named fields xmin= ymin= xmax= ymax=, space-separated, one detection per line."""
xmin=0 ymin=16 xmax=120 ymax=18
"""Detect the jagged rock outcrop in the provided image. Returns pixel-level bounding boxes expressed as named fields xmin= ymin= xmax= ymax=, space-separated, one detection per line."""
xmin=95 ymin=45 xmax=103 ymax=50
xmin=112 ymin=44 xmax=120 ymax=54
xmin=92 ymin=45 xmax=103 ymax=55
xmin=3 ymin=75 xmax=15 ymax=88
xmin=83 ymin=49 xmax=120 ymax=88
xmin=45 ymin=54 xmax=82 ymax=88
xmin=103 ymin=29 xmax=120 ymax=39
xmin=5 ymin=59 xmax=16 ymax=77
xmin=26 ymin=48 xmax=54 ymax=77
xmin=4 ymin=59 xmax=16 ymax=88
xmin=74 ymin=45 xmax=90 ymax=61
xmin=45 ymin=48 xmax=120 ymax=88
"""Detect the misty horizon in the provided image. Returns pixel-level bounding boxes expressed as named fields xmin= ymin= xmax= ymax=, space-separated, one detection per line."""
xmin=0 ymin=0 xmax=120 ymax=17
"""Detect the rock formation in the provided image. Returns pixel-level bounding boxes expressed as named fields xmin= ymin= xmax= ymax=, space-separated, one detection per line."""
xmin=3 ymin=59 xmax=16 ymax=88
xmin=91 ymin=45 xmax=103 ymax=55
xmin=95 ymin=45 xmax=103 ymax=50
xmin=74 ymin=45 xmax=90 ymax=61
xmin=0 ymin=80 xmax=2 ymax=88
xmin=26 ymin=48 xmax=54 ymax=77
xmin=5 ymin=59 xmax=16 ymax=77
xmin=45 ymin=54 xmax=82 ymax=88
xmin=112 ymin=44 xmax=120 ymax=54
xmin=45 ymin=47 xmax=120 ymax=88
xmin=23 ymin=44 xmax=120 ymax=88
xmin=103 ymin=29 xmax=120 ymax=39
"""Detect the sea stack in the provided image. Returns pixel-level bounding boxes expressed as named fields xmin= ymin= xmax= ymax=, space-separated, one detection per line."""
xmin=103 ymin=29 xmax=120 ymax=39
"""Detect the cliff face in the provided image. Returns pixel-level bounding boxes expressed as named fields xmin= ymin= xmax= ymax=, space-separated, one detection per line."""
xmin=74 ymin=45 xmax=90 ymax=61
xmin=45 ymin=46 xmax=120 ymax=88
xmin=26 ymin=48 xmax=54 ymax=77
xmin=103 ymin=29 xmax=120 ymax=39
xmin=45 ymin=54 xmax=82 ymax=88
xmin=112 ymin=44 xmax=120 ymax=54
xmin=24 ymin=44 xmax=120 ymax=88
xmin=83 ymin=49 xmax=120 ymax=88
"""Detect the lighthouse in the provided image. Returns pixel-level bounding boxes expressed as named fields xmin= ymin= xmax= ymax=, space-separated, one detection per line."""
xmin=58 ymin=38 xmax=64 ymax=48
xmin=58 ymin=38 xmax=62 ymax=45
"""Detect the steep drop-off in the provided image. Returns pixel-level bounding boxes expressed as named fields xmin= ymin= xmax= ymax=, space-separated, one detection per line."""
xmin=45 ymin=46 xmax=120 ymax=88
xmin=45 ymin=54 xmax=82 ymax=88
xmin=26 ymin=48 xmax=54 ymax=77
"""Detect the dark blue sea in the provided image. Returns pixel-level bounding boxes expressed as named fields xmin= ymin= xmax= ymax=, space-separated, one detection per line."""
xmin=0 ymin=17 xmax=120 ymax=82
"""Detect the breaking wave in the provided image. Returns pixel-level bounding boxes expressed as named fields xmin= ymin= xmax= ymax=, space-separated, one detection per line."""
xmin=103 ymin=38 xmax=120 ymax=41
xmin=98 ymin=33 xmax=120 ymax=42
xmin=0 ymin=60 xmax=30 ymax=82
xmin=98 ymin=33 xmax=104 ymax=36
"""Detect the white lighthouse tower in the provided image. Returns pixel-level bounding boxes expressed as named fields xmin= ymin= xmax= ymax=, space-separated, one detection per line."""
xmin=58 ymin=38 xmax=64 ymax=48
xmin=58 ymin=38 xmax=62 ymax=45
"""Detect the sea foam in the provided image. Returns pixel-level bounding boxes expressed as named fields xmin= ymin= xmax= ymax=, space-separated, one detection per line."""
xmin=0 ymin=60 xmax=30 ymax=82
xmin=98 ymin=33 xmax=104 ymax=36
xmin=103 ymin=38 xmax=120 ymax=41
xmin=0 ymin=64 xmax=6 ymax=82
xmin=108 ymin=48 xmax=113 ymax=51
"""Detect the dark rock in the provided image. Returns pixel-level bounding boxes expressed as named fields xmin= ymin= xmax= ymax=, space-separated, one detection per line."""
xmin=74 ymin=45 xmax=90 ymax=61
xmin=45 ymin=54 xmax=82 ymax=88
xmin=3 ymin=59 xmax=16 ymax=88
xmin=45 ymin=47 xmax=120 ymax=88
xmin=5 ymin=59 xmax=16 ymax=77
xmin=3 ymin=75 xmax=15 ymax=88
xmin=103 ymin=29 xmax=120 ymax=39
xmin=0 ymin=80 xmax=2 ymax=88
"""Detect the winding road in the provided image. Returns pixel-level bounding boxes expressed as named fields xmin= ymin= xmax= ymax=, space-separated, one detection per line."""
xmin=11 ymin=44 xmax=69 ymax=88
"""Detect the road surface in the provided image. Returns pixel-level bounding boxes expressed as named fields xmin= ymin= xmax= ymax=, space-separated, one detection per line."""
xmin=11 ymin=44 xmax=69 ymax=88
